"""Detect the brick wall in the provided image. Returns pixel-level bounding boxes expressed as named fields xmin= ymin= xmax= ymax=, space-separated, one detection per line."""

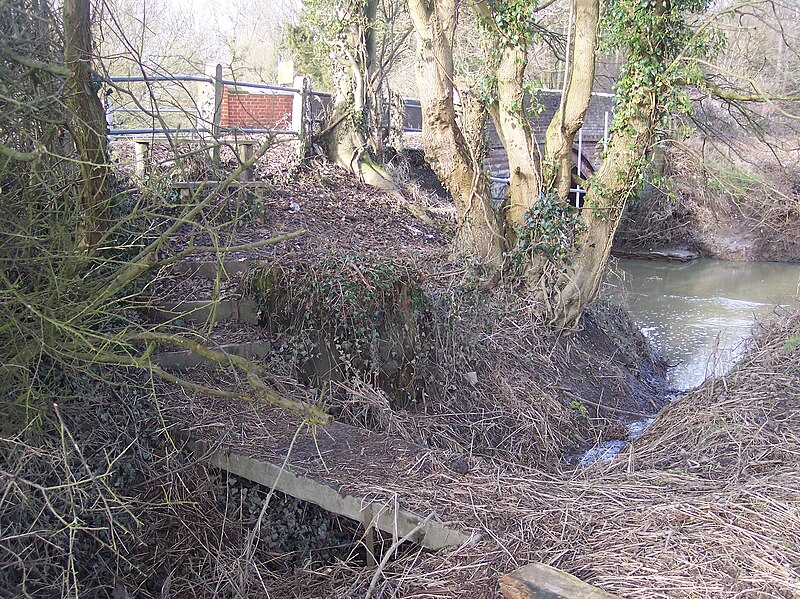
xmin=220 ymin=87 xmax=293 ymax=130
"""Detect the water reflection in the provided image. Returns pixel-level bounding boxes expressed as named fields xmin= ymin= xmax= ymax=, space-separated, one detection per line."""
xmin=611 ymin=259 xmax=800 ymax=389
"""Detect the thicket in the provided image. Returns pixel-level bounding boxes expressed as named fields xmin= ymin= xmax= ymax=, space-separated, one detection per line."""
xmin=0 ymin=1 xmax=331 ymax=595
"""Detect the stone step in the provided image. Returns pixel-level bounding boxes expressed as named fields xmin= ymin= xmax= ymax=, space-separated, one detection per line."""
xmin=152 ymin=340 xmax=271 ymax=370
xmin=168 ymin=258 xmax=252 ymax=280
xmin=147 ymin=298 xmax=259 ymax=325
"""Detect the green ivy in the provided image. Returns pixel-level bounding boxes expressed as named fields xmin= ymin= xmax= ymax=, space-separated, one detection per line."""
xmin=512 ymin=193 xmax=585 ymax=267
xmin=601 ymin=0 xmax=715 ymax=136
xmin=484 ymin=0 xmax=540 ymax=48
xmin=241 ymin=255 xmax=433 ymax=406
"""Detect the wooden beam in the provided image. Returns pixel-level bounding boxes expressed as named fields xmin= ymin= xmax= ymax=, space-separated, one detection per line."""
xmin=500 ymin=563 xmax=619 ymax=599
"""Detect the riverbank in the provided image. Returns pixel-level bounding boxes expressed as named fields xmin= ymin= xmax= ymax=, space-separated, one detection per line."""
xmin=5 ymin=142 xmax=796 ymax=596
xmin=264 ymin=305 xmax=800 ymax=597
xmin=0 ymin=149 xmax=672 ymax=596
xmin=614 ymin=145 xmax=800 ymax=262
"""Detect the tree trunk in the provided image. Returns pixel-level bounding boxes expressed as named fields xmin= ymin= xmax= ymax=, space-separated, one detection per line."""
xmin=549 ymin=100 xmax=655 ymax=331
xmin=324 ymin=81 xmax=395 ymax=191
xmin=488 ymin=46 xmax=543 ymax=233
xmin=544 ymin=0 xmax=599 ymax=201
xmin=63 ymin=0 xmax=109 ymax=248
xmin=320 ymin=0 xmax=396 ymax=191
xmin=407 ymin=0 xmax=504 ymax=267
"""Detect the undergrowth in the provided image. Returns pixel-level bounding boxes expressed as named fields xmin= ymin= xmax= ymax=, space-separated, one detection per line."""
xmin=243 ymin=256 xmax=433 ymax=408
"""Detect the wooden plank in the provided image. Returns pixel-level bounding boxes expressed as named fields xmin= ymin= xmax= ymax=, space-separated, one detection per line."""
xmin=187 ymin=438 xmax=474 ymax=551
xmin=500 ymin=563 xmax=618 ymax=599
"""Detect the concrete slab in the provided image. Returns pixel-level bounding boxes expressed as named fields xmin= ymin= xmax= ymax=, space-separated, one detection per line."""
xmin=148 ymin=298 xmax=259 ymax=324
xmin=187 ymin=437 xmax=475 ymax=551
xmin=169 ymin=259 xmax=252 ymax=280
xmin=152 ymin=340 xmax=271 ymax=370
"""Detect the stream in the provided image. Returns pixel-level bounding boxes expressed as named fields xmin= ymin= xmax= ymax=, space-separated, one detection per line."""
xmin=580 ymin=257 xmax=800 ymax=466
xmin=615 ymin=258 xmax=800 ymax=389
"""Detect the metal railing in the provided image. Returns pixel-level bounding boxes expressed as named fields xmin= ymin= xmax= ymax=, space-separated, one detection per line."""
xmin=103 ymin=67 xmax=313 ymax=139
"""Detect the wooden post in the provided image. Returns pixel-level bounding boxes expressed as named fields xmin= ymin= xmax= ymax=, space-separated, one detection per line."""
xmin=212 ymin=63 xmax=223 ymax=169
xmin=362 ymin=505 xmax=377 ymax=567
xmin=292 ymin=75 xmax=309 ymax=157
xmin=237 ymin=141 xmax=254 ymax=182
xmin=134 ymin=141 xmax=149 ymax=179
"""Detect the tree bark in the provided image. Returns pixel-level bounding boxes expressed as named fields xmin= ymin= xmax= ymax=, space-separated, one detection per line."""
xmin=320 ymin=0 xmax=397 ymax=191
xmin=407 ymin=0 xmax=504 ymax=267
xmin=549 ymin=101 xmax=655 ymax=331
xmin=544 ymin=0 xmax=599 ymax=201
xmin=63 ymin=0 xmax=109 ymax=248
xmin=491 ymin=45 xmax=543 ymax=232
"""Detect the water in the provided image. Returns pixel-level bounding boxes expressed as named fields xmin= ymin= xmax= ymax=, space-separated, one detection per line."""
xmin=578 ymin=257 xmax=800 ymax=466
xmin=578 ymin=418 xmax=653 ymax=467
xmin=612 ymin=258 xmax=800 ymax=389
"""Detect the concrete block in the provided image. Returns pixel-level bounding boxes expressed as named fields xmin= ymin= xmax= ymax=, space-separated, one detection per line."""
xmin=149 ymin=299 xmax=236 ymax=324
xmin=187 ymin=438 xmax=474 ymax=551
xmin=152 ymin=340 xmax=271 ymax=370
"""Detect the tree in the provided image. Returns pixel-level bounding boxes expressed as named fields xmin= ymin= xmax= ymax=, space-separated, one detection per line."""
xmin=406 ymin=0 xmax=724 ymax=330
xmin=406 ymin=0 xmax=505 ymax=264
xmin=292 ymin=0 xmax=410 ymax=190
xmin=64 ymin=0 xmax=110 ymax=247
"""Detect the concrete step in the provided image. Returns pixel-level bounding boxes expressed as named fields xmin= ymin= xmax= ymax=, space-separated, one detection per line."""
xmin=168 ymin=258 xmax=253 ymax=280
xmin=152 ymin=339 xmax=271 ymax=370
xmin=186 ymin=435 xmax=475 ymax=552
xmin=147 ymin=298 xmax=259 ymax=325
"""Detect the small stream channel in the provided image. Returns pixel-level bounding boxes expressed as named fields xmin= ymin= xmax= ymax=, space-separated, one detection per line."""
xmin=580 ymin=258 xmax=800 ymax=466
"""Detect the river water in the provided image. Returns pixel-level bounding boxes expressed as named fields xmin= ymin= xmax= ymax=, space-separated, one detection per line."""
xmin=612 ymin=258 xmax=800 ymax=389
xmin=579 ymin=258 xmax=800 ymax=466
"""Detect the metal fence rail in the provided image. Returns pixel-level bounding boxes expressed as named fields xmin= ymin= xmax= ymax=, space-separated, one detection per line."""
xmin=105 ymin=65 xmax=615 ymax=203
xmin=104 ymin=67 xmax=307 ymax=139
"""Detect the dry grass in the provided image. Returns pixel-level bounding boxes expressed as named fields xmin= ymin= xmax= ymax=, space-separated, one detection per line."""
xmin=616 ymin=142 xmax=800 ymax=262
xmin=252 ymin=306 xmax=800 ymax=598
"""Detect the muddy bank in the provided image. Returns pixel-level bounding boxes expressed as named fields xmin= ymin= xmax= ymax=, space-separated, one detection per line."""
xmin=614 ymin=145 xmax=800 ymax=262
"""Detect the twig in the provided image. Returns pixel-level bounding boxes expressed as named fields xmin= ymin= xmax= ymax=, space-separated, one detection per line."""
xmin=364 ymin=515 xmax=430 ymax=599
